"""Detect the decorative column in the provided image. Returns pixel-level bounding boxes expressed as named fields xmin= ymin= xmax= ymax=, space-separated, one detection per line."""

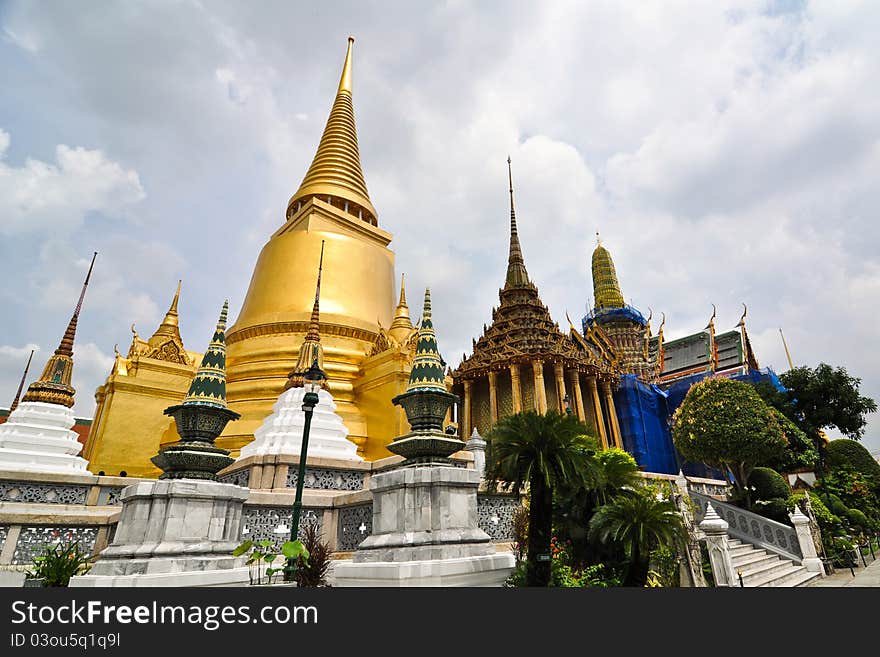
xmin=462 ymin=379 xmax=473 ymax=441
xmin=602 ymin=381 xmax=623 ymax=449
xmin=790 ymin=506 xmax=825 ymax=575
xmin=587 ymin=377 xmax=609 ymax=449
xmin=568 ymin=371 xmax=586 ymax=421
xmin=488 ymin=370 xmax=499 ymax=424
xmin=699 ymin=503 xmax=737 ymax=587
xmin=466 ymin=428 xmax=487 ymax=479
xmin=553 ymin=363 xmax=567 ymax=414
xmin=509 ymin=364 xmax=522 ymax=413
xmin=532 ymin=360 xmax=547 ymax=414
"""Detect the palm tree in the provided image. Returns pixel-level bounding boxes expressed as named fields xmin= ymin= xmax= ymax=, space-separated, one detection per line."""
xmin=556 ymin=447 xmax=641 ymax=565
xmin=485 ymin=410 xmax=600 ymax=586
xmin=588 ymin=488 xmax=685 ymax=587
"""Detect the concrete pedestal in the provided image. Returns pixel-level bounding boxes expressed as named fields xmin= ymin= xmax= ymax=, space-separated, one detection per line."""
xmin=71 ymin=479 xmax=249 ymax=587
xmin=333 ymin=465 xmax=514 ymax=587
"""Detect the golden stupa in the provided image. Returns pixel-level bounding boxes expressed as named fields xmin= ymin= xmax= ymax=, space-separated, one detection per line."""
xmin=84 ymin=37 xmax=417 ymax=476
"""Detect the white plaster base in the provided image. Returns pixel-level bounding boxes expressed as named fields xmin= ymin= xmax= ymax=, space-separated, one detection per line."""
xmin=71 ymin=567 xmax=252 ymax=588
xmin=0 ymin=401 xmax=89 ymax=475
xmin=331 ymin=553 xmax=515 ymax=587
xmin=69 ymin=479 xmax=249 ymax=587
xmin=239 ymin=387 xmax=362 ymax=461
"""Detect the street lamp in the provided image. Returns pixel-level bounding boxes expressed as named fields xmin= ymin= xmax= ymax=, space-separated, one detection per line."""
xmin=283 ymin=358 xmax=325 ymax=582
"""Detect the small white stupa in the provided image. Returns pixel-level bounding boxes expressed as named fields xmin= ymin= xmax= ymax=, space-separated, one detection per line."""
xmin=238 ymin=241 xmax=362 ymax=462
xmin=0 ymin=253 xmax=97 ymax=475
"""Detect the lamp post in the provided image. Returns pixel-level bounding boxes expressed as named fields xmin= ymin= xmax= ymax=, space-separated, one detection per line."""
xmin=283 ymin=358 xmax=325 ymax=582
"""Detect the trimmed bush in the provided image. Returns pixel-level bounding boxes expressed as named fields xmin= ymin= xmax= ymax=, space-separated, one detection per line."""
xmin=823 ymin=493 xmax=849 ymax=519
xmin=825 ymin=439 xmax=880 ymax=480
xmin=748 ymin=467 xmax=790 ymax=501
xmin=845 ymin=508 xmax=870 ymax=531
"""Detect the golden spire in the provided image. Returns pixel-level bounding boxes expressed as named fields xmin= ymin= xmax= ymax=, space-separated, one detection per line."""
xmin=151 ymin=280 xmax=182 ymax=339
xmin=287 ymin=36 xmax=378 ymax=226
xmin=505 ymin=156 xmax=530 ymax=288
xmin=389 ymin=272 xmax=414 ymax=345
xmin=286 ymin=241 xmax=326 ymax=389
xmin=705 ymin=304 xmax=718 ymax=371
xmin=8 ymin=348 xmax=35 ymax=413
xmin=23 ymin=252 xmax=97 ymax=408
xmin=591 ymin=234 xmax=625 ymax=309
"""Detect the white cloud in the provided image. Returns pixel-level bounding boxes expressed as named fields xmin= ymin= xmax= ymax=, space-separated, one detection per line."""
xmin=0 ymin=130 xmax=146 ymax=236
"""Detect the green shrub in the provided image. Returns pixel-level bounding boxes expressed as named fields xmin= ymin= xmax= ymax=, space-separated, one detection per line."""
xmin=846 ymin=508 xmax=870 ymax=531
xmin=823 ymin=493 xmax=850 ymax=518
xmin=825 ymin=439 xmax=880 ymax=480
xmin=748 ymin=467 xmax=790 ymax=501
xmin=28 ymin=541 xmax=92 ymax=587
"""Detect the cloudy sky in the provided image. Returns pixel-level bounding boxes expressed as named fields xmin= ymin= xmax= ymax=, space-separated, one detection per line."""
xmin=1 ymin=0 xmax=878 ymax=454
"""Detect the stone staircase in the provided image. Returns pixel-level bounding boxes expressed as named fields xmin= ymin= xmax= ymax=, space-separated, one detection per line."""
xmin=728 ymin=538 xmax=822 ymax=587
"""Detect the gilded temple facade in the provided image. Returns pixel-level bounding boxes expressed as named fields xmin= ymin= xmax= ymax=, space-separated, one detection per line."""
xmin=452 ymin=161 xmax=623 ymax=450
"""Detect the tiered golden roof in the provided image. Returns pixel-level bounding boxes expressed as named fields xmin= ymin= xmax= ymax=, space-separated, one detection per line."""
xmin=455 ymin=161 xmax=613 ymax=379
xmin=286 ymin=36 xmax=378 ymax=226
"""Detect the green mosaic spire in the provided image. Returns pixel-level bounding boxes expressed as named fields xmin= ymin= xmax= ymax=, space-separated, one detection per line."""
xmin=406 ymin=288 xmax=447 ymax=393
xmin=182 ymin=300 xmax=229 ymax=408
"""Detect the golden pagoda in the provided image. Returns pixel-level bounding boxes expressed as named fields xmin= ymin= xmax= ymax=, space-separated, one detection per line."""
xmin=220 ymin=36 xmax=414 ymax=459
xmin=83 ymin=37 xmax=416 ymax=475
xmin=452 ymin=159 xmax=622 ymax=449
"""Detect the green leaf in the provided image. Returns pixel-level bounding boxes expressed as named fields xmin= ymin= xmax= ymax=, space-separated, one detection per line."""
xmin=264 ymin=554 xmax=277 ymax=564
xmin=282 ymin=540 xmax=310 ymax=562
xmin=265 ymin=568 xmax=277 ymax=577
xmin=258 ymin=539 xmax=274 ymax=549
xmin=232 ymin=540 xmax=253 ymax=557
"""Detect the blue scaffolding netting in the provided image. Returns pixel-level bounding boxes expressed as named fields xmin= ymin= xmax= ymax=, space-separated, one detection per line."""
xmin=583 ymin=304 xmax=648 ymax=332
xmin=612 ymin=367 xmax=785 ymax=477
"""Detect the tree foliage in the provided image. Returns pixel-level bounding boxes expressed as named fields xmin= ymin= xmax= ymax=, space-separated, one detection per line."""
xmin=485 ymin=411 xmax=600 ymax=586
xmin=824 ymin=439 xmax=880 ymax=481
xmin=671 ymin=377 xmax=787 ymax=503
xmin=778 ymin=364 xmax=877 ymax=440
xmin=588 ymin=487 xmax=685 ymax=587
xmin=747 ymin=467 xmax=790 ymax=501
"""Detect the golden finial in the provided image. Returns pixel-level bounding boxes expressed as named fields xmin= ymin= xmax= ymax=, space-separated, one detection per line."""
xmin=705 ymin=304 xmax=717 ymax=330
xmin=736 ymin=303 xmax=747 ymax=327
xmin=779 ymin=328 xmax=795 ymax=370
xmin=398 ymin=273 xmax=407 ymax=307
xmin=287 ymin=35 xmax=377 ymax=225
xmin=504 ymin=156 xmax=530 ymax=288
xmin=658 ymin=312 xmax=666 ymax=335
xmin=285 ymin=242 xmax=326 ymax=389
xmin=338 ymin=36 xmax=355 ymax=95
xmin=596 ymin=231 xmax=602 ymax=246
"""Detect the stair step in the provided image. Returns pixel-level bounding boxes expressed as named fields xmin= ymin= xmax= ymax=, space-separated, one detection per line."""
xmin=740 ymin=558 xmax=790 ymax=584
xmin=794 ymin=571 xmax=823 ymax=587
xmin=732 ymin=551 xmax=772 ymax=568
xmin=728 ymin=538 xmax=742 ymax=547
xmin=747 ymin=564 xmax=806 ymax=588
xmin=730 ymin=544 xmax=760 ymax=557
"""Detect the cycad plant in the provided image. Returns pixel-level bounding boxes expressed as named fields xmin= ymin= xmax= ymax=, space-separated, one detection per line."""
xmin=588 ymin=488 xmax=685 ymax=587
xmin=485 ymin=410 xmax=601 ymax=586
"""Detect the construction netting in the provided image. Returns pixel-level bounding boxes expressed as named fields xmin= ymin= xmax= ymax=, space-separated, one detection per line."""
xmin=612 ymin=368 xmax=785 ymax=477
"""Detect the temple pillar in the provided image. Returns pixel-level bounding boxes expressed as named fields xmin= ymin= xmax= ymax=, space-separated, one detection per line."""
xmin=602 ymin=381 xmax=623 ymax=449
xmin=532 ymin=360 xmax=547 ymax=414
xmin=553 ymin=362 xmax=567 ymax=414
xmin=462 ymin=379 xmax=473 ymax=440
xmin=568 ymin=370 xmax=586 ymax=422
xmin=488 ymin=370 xmax=499 ymax=425
xmin=587 ymin=376 xmax=609 ymax=449
xmin=509 ymin=364 xmax=522 ymax=413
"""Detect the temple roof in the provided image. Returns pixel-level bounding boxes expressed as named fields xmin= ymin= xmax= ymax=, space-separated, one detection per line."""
xmin=406 ymin=288 xmax=448 ymax=393
xmin=454 ymin=163 xmax=614 ymax=379
xmin=286 ymin=37 xmax=378 ymax=226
